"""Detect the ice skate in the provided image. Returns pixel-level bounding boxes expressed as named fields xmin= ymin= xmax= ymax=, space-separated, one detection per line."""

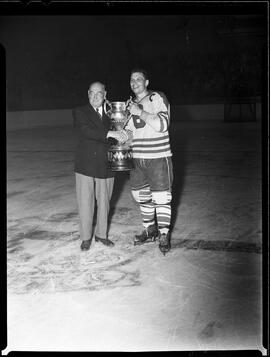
xmin=134 ymin=224 xmax=159 ymax=245
xmin=159 ymin=232 xmax=171 ymax=255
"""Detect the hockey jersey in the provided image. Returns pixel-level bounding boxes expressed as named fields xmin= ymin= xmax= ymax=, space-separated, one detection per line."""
xmin=126 ymin=91 xmax=172 ymax=159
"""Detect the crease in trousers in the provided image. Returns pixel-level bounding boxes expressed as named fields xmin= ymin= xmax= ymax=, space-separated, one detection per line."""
xmin=75 ymin=173 xmax=114 ymax=241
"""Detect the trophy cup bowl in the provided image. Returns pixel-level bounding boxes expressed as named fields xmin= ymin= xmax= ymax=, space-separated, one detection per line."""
xmin=105 ymin=101 xmax=133 ymax=172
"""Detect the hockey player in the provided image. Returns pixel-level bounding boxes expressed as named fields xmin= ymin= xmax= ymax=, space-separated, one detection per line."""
xmin=123 ymin=68 xmax=174 ymax=255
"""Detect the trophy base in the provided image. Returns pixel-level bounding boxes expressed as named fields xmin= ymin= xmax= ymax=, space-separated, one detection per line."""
xmin=108 ymin=144 xmax=133 ymax=172
xmin=109 ymin=164 xmax=133 ymax=172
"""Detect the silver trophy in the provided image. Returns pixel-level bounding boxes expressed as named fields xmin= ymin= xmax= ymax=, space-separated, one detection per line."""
xmin=105 ymin=98 xmax=133 ymax=171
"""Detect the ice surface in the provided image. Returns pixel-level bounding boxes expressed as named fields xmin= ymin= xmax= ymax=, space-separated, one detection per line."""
xmin=5 ymin=121 xmax=264 ymax=353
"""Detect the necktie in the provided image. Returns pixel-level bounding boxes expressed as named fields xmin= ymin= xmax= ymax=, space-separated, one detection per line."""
xmin=96 ymin=108 xmax=102 ymax=119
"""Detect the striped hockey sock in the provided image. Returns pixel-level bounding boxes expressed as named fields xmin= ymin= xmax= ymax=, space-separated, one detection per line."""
xmin=140 ymin=200 xmax=155 ymax=228
xmin=155 ymin=204 xmax=171 ymax=234
xmin=132 ymin=185 xmax=156 ymax=229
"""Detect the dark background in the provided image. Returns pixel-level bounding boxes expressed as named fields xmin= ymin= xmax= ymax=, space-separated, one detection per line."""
xmin=0 ymin=2 xmax=267 ymax=111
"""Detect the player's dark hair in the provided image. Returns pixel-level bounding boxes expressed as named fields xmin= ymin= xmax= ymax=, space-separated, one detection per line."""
xmin=130 ymin=68 xmax=149 ymax=80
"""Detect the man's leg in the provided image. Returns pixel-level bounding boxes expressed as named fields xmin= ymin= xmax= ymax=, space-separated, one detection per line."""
xmin=95 ymin=177 xmax=114 ymax=241
xmin=75 ymin=173 xmax=95 ymax=242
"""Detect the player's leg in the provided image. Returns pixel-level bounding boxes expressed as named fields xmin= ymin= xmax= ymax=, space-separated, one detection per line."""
xmin=130 ymin=159 xmax=158 ymax=245
xmin=148 ymin=157 xmax=173 ymax=254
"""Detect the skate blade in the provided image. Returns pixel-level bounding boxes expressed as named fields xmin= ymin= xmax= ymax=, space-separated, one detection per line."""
xmin=134 ymin=237 xmax=157 ymax=246
xmin=159 ymin=246 xmax=171 ymax=255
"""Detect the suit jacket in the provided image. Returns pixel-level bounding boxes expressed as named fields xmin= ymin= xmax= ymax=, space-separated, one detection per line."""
xmin=72 ymin=104 xmax=114 ymax=178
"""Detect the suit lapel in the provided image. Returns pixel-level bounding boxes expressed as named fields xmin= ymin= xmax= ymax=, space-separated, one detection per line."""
xmin=86 ymin=104 xmax=111 ymax=130
xmin=100 ymin=104 xmax=111 ymax=129
xmin=86 ymin=104 xmax=102 ymax=125
xmin=102 ymin=112 xmax=111 ymax=129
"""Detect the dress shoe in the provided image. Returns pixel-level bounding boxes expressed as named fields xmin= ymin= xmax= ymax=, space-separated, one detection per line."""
xmin=80 ymin=239 xmax=92 ymax=251
xmin=95 ymin=236 xmax=114 ymax=247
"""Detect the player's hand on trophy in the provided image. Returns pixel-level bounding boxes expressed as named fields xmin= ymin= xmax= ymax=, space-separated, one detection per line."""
xmin=118 ymin=130 xmax=129 ymax=144
xmin=107 ymin=130 xmax=128 ymax=144
xmin=127 ymin=102 xmax=142 ymax=117
xmin=115 ymin=130 xmax=128 ymax=144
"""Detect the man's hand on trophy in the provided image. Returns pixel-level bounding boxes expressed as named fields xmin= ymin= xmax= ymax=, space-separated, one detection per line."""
xmin=107 ymin=131 xmax=117 ymax=139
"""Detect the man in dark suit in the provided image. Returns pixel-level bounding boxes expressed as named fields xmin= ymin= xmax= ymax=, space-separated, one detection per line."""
xmin=73 ymin=81 xmax=126 ymax=251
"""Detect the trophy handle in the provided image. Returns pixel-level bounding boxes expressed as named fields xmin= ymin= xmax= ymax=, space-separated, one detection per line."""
xmin=125 ymin=96 xmax=133 ymax=117
xmin=104 ymin=99 xmax=112 ymax=115
xmin=123 ymin=97 xmax=133 ymax=128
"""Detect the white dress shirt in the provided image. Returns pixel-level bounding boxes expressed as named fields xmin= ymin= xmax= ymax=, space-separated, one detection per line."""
xmin=95 ymin=106 xmax=103 ymax=117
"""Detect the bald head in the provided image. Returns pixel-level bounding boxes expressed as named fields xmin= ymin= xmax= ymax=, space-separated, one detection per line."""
xmin=88 ymin=81 xmax=107 ymax=108
xmin=88 ymin=81 xmax=106 ymax=92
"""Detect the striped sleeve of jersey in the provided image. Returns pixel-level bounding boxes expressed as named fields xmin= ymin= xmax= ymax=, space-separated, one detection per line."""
xmin=152 ymin=91 xmax=170 ymax=132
